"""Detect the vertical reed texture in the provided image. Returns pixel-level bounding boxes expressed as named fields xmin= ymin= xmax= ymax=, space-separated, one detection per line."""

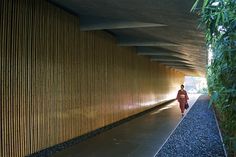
xmin=0 ymin=0 xmax=185 ymax=156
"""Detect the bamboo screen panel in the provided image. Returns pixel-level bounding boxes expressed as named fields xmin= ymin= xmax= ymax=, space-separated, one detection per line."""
xmin=0 ymin=0 xmax=185 ymax=156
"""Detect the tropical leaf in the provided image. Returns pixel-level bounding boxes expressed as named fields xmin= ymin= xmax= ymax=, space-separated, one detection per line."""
xmin=202 ymin=0 xmax=209 ymax=12
xmin=191 ymin=0 xmax=200 ymax=12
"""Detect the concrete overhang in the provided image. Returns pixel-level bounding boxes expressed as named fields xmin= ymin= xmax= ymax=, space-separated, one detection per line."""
xmin=50 ymin=0 xmax=207 ymax=77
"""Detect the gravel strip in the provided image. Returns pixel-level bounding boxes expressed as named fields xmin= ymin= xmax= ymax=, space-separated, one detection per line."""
xmin=156 ymin=95 xmax=226 ymax=157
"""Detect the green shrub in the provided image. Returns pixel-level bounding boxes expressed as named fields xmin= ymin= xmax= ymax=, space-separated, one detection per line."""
xmin=192 ymin=0 xmax=236 ymax=156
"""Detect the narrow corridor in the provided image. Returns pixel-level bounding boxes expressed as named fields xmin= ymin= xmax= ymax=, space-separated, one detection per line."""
xmin=51 ymin=95 xmax=200 ymax=157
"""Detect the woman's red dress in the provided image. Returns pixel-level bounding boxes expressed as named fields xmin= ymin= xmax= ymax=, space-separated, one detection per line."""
xmin=176 ymin=90 xmax=189 ymax=113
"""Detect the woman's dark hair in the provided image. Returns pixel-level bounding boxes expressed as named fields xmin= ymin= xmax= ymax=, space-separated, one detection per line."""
xmin=181 ymin=84 xmax=184 ymax=88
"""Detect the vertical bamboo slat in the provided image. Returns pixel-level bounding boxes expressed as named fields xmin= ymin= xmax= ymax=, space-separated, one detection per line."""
xmin=0 ymin=1 xmax=3 ymax=155
xmin=0 ymin=1 xmax=4 ymax=157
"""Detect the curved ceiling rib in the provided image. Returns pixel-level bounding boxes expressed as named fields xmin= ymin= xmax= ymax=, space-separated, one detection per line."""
xmin=79 ymin=16 xmax=167 ymax=31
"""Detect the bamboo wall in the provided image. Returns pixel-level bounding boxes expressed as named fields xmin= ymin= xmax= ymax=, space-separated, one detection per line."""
xmin=0 ymin=0 xmax=184 ymax=156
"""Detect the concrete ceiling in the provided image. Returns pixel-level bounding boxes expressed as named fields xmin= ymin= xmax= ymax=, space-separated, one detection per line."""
xmin=50 ymin=0 xmax=207 ymax=76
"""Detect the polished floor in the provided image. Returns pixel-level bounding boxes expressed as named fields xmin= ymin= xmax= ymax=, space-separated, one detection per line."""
xmin=52 ymin=94 xmax=200 ymax=157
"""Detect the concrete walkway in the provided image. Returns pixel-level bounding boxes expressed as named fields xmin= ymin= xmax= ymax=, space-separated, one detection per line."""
xmin=52 ymin=94 xmax=200 ymax=157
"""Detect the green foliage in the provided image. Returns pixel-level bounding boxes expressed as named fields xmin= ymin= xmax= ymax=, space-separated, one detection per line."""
xmin=192 ymin=0 xmax=236 ymax=156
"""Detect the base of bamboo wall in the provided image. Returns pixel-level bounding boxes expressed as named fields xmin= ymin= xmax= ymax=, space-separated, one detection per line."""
xmin=0 ymin=0 xmax=184 ymax=156
xmin=28 ymin=99 xmax=175 ymax=156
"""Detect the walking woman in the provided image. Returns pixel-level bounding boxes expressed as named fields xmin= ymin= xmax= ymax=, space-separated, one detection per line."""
xmin=176 ymin=84 xmax=189 ymax=116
